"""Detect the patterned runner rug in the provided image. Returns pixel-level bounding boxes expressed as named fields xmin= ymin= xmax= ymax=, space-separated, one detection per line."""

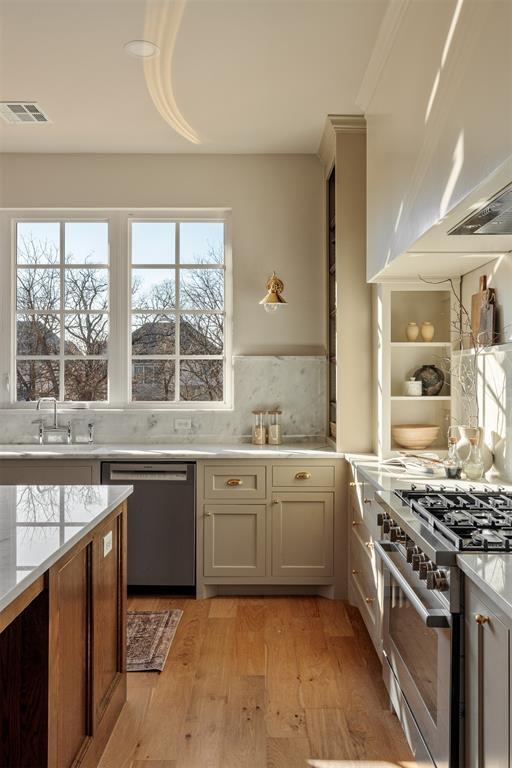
xmin=126 ymin=609 xmax=183 ymax=672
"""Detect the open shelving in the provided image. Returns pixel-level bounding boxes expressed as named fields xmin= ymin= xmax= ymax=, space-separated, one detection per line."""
xmin=377 ymin=283 xmax=454 ymax=457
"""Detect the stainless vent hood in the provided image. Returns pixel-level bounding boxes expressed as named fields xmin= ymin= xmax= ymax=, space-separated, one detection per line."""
xmin=449 ymin=181 xmax=512 ymax=236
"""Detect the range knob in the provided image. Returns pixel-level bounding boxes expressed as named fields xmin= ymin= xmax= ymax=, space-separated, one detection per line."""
xmin=419 ymin=560 xmax=435 ymax=580
xmin=377 ymin=511 xmax=390 ymax=527
xmin=389 ymin=526 xmax=404 ymax=542
xmin=427 ymin=569 xmax=449 ymax=592
xmin=411 ymin=552 xmax=427 ymax=571
xmin=406 ymin=545 xmax=421 ymax=563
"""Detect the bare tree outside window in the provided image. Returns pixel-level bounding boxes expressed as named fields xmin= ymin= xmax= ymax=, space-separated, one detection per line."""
xmin=15 ymin=222 xmax=109 ymax=401
xmin=130 ymin=221 xmax=225 ymax=402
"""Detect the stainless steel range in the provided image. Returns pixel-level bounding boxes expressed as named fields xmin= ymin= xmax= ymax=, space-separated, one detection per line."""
xmin=375 ymin=484 xmax=512 ymax=768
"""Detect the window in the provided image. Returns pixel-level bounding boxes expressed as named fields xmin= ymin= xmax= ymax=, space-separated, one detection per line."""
xmin=8 ymin=212 xmax=231 ymax=407
xmin=15 ymin=221 xmax=109 ymax=402
xmin=130 ymin=220 xmax=226 ymax=402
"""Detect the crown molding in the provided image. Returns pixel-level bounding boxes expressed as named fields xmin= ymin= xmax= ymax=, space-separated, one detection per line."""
xmin=356 ymin=0 xmax=411 ymax=112
xmin=329 ymin=115 xmax=366 ymax=134
xmin=317 ymin=115 xmax=366 ymax=169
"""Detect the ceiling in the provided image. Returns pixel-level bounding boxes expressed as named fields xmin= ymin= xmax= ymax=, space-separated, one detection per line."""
xmin=0 ymin=0 xmax=387 ymax=154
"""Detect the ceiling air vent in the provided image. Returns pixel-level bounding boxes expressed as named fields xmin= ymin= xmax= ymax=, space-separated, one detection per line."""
xmin=0 ymin=102 xmax=50 ymax=124
xmin=449 ymin=181 xmax=512 ymax=236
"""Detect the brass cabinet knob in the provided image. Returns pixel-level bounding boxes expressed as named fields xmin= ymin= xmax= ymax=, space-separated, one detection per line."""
xmin=226 ymin=478 xmax=242 ymax=487
xmin=272 ymin=499 xmax=280 ymax=505
xmin=363 ymin=497 xmax=371 ymax=504
xmin=365 ymin=597 xmax=375 ymax=604
xmin=365 ymin=540 xmax=374 ymax=550
xmin=352 ymin=520 xmax=360 ymax=526
xmin=295 ymin=471 xmax=312 ymax=480
xmin=205 ymin=512 xmax=213 ymax=517
xmin=351 ymin=569 xmax=358 ymax=575
xmin=475 ymin=613 xmax=490 ymax=626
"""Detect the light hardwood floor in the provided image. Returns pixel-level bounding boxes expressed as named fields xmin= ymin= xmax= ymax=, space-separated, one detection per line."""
xmin=98 ymin=596 xmax=417 ymax=768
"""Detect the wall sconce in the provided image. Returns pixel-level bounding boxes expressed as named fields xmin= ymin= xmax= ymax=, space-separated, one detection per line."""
xmin=259 ymin=272 xmax=286 ymax=313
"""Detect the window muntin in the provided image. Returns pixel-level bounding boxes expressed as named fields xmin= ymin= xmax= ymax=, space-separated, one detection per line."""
xmin=130 ymin=220 xmax=225 ymax=402
xmin=15 ymin=221 xmax=109 ymax=402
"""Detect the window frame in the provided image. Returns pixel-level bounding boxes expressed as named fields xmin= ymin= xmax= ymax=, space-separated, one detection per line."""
xmin=1 ymin=209 xmax=233 ymax=410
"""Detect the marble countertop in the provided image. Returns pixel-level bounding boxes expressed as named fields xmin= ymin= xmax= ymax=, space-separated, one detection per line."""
xmin=0 ymin=442 xmax=344 ymax=460
xmin=457 ymin=554 xmax=512 ymax=621
xmin=0 ymin=484 xmax=132 ymax=616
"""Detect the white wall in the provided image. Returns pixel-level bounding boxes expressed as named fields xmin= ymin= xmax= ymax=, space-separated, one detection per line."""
xmin=0 ymin=153 xmax=325 ymax=356
xmin=365 ymin=0 xmax=512 ymax=280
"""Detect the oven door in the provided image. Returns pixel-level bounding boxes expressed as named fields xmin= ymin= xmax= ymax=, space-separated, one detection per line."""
xmin=376 ymin=541 xmax=454 ymax=768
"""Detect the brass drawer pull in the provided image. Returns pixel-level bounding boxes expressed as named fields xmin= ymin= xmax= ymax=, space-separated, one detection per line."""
xmin=352 ymin=520 xmax=361 ymax=526
xmin=365 ymin=597 xmax=375 ymax=604
xmin=295 ymin=471 xmax=312 ymax=480
xmin=226 ymin=478 xmax=243 ymax=487
xmin=475 ymin=613 xmax=490 ymax=626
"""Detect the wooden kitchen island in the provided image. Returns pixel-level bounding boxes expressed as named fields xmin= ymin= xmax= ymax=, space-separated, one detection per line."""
xmin=0 ymin=484 xmax=132 ymax=768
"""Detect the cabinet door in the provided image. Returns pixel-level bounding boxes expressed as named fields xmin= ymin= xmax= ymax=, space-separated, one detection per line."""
xmin=49 ymin=541 xmax=93 ymax=768
xmin=465 ymin=584 xmax=510 ymax=768
xmin=203 ymin=504 xmax=266 ymax=577
xmin=93 ymin=509 xmax=126 ymax=724
xmin=271 ymin=492 xmax=333 ymax=577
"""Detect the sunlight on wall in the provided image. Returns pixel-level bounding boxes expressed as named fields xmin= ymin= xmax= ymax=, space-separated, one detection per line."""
xmin=144 ymin=0 xmax=201 ymax=144
xmin=424 ymin=0 xmax=465 ymax=123
xmin=440 ymin=131 xmax=464 ymax=217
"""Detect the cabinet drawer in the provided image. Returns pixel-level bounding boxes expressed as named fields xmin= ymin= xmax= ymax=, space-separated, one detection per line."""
xmin=272 ymin=465 xmax=334 ymax=488
xmin=204 ymin=465 xmax=266 ymax=500
xmin=350 ymin=529 xmax=379 ymax=646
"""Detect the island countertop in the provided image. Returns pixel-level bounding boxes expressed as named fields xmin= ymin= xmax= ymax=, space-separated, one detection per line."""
xmin=0 ymin=484 xmax=132 ymax=616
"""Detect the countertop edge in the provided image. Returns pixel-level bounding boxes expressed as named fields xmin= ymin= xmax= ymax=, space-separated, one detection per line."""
xmin=0 ymin=485 xmax=133 ymax=616
xmin=0 ymin=443 xmax=345 ymax=460
xmin=457 ymin=554 xmax=512 ymax=621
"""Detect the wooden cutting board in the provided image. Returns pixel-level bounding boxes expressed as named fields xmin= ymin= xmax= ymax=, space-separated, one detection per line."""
xmin=471 ymin=275 xmax=496 ymax=346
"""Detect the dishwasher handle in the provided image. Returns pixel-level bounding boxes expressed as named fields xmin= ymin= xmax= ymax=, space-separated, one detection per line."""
xmin=108 ymin=463 xmax=189 ymax=481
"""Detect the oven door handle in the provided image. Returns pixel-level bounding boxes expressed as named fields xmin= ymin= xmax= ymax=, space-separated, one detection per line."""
xmin=375 ymin=541 xmax=451 ymax=629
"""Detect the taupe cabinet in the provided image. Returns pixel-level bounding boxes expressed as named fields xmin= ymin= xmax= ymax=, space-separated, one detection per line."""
xmin=347 ymin=464 xmax=383 ymax=656
xmin=465 ymin=580 xmax=511 ymax=768
xmin=197 ymin=459 xmax=343 ymax=598
xmin=0 ymin=459 xmax=100 ymax=484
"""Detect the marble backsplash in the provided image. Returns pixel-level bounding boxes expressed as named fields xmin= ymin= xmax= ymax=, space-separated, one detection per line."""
xmin=0 ymin=356 xmax=327 ymax=444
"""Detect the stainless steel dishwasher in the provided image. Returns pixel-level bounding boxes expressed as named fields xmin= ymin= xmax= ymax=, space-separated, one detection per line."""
xmin=101 ymin=462 xmax=195 ymax=589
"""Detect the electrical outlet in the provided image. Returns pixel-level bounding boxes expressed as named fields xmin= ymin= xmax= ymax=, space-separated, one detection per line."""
xmin=175 ymin=418 xmax=192 ymax=431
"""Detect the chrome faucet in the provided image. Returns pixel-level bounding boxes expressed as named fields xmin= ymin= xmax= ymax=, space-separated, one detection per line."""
xmin=34 ymin=397 xmax=72 ymax=444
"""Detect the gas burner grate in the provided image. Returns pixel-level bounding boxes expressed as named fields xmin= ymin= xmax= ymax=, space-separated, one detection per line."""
xmin=394 ymin=488 xmax=512 ymax=552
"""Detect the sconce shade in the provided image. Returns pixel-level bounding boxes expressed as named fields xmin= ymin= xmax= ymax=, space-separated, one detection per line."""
xmin=259 ymin=272 xmax=286 ymax=312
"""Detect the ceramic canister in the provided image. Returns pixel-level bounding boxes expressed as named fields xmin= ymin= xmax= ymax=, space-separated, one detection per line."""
xmin=403 ymin=378 xmax=423 ymax=397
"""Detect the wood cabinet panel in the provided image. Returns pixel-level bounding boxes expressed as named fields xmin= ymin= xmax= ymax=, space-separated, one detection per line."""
xmin=271 ymin=493 xmax=333 ymax=577
xmin=49 ymin=541 xmax=92 ymax=768
xmin=203 ymin=504 xmax=266 ymax=576
xmin=204 ymin=465 xmax=266 ymax=500
xmin=93 ymin=513 xmax=124 ymax=724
